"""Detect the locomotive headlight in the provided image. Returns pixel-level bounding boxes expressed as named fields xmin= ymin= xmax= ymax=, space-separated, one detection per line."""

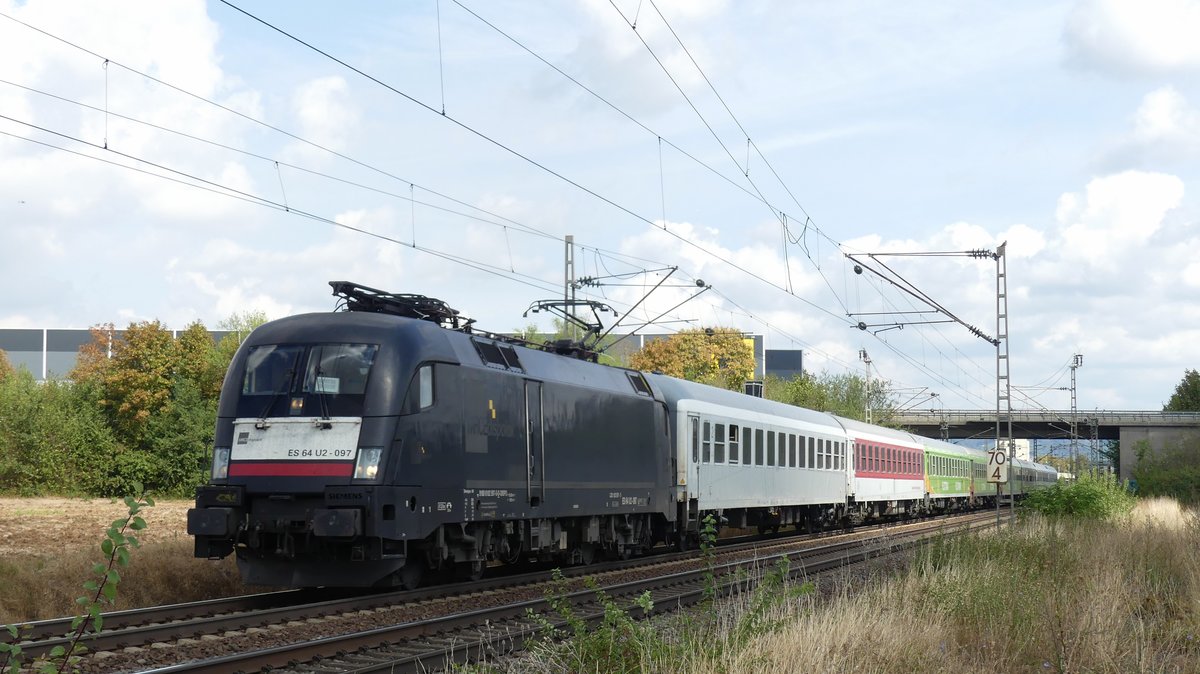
xmin=354 ymin=447 xmax=383 ymax=481
xmin=211 ymin=447 xmax=231 ymax=480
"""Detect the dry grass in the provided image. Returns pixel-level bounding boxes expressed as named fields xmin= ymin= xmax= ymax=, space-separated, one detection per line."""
xmin=0 ymin=497 xmax=246 ymax=624
xmin=674 ymin=499 xmax=1200 ymax=674
xmin=495 ymin=499 xmax=1200 ymax=674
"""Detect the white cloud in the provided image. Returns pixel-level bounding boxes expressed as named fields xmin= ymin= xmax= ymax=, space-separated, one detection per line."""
xmin=1064 ymin=0 xmax=1200 ymax=75
xmin=1183 ymin=260 xmax=1200 ymax=288
xmin=1105 ymin=86 xmax=1200 ymax=166
xmin=1056 ymin=170 xmax=1184 ymax=265
xmin=291 ymin=76 xmax=358 ymax=153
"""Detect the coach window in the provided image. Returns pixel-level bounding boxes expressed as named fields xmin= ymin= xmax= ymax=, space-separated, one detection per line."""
xmin=755 ymin=429 xmax=765 ymax=465
xmin=790 ymin=435 xmax=798 ymax=468
xmin=767 ymin=431 xmax=776 ymax=466
xmin=742 ymin=427 xmax=752 ymax=464
xmin=728 ymin=426 xmax=739 ymax=464
xmin=715 ymin=424 xmax=726 ymax=463
xmin=702 ymin=422 xmax=712 ymax=463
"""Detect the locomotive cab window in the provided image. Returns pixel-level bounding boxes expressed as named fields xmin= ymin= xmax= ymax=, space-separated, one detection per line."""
xmin=239 ymin=342 xmax=378 ymax=417
xmin=242 ymin=344 xmax=304 ymax=395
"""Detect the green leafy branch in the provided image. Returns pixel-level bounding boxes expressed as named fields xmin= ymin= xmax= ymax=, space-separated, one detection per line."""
xmin=0 ymin=484 xmax=154 ymax=674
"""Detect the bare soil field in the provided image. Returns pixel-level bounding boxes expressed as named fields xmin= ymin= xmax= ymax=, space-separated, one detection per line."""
xmin=0 ymin=497 xmax=245 ymax=623
xmin=0 ymin=497 xmax=193 ymax=558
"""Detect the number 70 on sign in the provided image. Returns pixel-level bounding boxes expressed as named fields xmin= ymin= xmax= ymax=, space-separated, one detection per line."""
xmin=987 ymin=449 xmax=1009 ymax=484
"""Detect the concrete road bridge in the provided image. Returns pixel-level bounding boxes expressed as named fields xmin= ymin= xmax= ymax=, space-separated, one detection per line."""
xmin=890 ymin=409 xmax=1200 ymax=481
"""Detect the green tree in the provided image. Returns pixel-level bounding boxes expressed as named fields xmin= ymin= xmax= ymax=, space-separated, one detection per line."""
xmin=177 ymin=321 xmax=226 ymax=400
xmin=0 ymin=348 xmax=12 ymax=381
xmin=102 ymin=321 xmax=180 ymax=447
xmin=765 ymin=371 xmax=895 ymax=423
xmin=1163 ymin=369 xmax=1200 ymax=411
xmin=629 ymin=327 xmax=755 ymax=391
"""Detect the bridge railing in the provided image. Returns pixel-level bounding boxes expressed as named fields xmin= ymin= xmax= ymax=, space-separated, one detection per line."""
xmin=891 ymin=410 xmax=1200 ymax=425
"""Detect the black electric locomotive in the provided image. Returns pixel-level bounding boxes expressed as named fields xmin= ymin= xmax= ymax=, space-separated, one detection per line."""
xmin=188 ymin=282 xmax=678 ymax=587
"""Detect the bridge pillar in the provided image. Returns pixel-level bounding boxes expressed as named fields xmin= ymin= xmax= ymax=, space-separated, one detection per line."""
xmin=1119 ymin=426 xmax=1200 ymax=482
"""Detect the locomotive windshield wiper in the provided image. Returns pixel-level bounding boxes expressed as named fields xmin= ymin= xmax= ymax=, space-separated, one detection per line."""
xmin=311 ymin=348 xmax=333 ymax=429
xmin=256 ymin=368 xmax=293 ymax=428
xmin=256 ymin=351 xmax=300 ymax=426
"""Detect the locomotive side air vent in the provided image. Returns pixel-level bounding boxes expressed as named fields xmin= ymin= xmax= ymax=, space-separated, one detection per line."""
xmin=627 ymin=372 xmax=652 ymax=396
xmin=472 ymin=338 xmax=525 ymax=373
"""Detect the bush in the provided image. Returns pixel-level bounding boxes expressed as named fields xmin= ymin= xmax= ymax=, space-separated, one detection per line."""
xmin=1023 ymin=473 xmax=1136 ymax=519
xmin=0 ymin=371 xmax=121 ymax=495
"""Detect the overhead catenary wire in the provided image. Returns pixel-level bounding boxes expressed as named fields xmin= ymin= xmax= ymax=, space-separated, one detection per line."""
xmin=0 ymin=76 xmax=700 ymax=310
xmin=2 ymin=122 xmax=723 ymax=337
xmin=212 ymin=0 xmax=857 ymax=328
xmin=3 ymin=5 xmax=1010 ymax=407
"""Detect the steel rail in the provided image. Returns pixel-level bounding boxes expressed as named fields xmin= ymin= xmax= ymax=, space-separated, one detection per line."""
xmin=139 ymin=513 xmax=995 ymax=673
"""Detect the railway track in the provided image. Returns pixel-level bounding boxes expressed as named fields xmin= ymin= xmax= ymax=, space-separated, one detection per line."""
xmin=12 ymin=519 xmax=854 ymax=662
xmin=7 ymin=511 xmax=995 ymax=674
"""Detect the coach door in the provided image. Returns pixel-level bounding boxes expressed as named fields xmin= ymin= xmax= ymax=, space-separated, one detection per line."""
xmin=525 ymin=381 xmax=545 ymax=507
xmin=687 ymin=414 xmax=700 ymax=496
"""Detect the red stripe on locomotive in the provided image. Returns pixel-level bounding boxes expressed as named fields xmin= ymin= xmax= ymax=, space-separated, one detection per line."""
xmin=229 ymin=462 xmax=354 ymax=477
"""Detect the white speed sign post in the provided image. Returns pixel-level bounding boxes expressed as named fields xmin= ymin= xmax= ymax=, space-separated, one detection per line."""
xmin=987 ymin=449 xmax=1009 ymax=484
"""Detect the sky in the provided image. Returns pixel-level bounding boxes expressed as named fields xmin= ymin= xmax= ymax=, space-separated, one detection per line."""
xmin=1 ymin=0 xmax=1198 ymax=413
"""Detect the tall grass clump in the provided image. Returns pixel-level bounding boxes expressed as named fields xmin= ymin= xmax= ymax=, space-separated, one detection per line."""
xmin=1024 ymin=472 xmax=1136 ymax=519
xmin=510 ymin=557 xmax=813 ymax=674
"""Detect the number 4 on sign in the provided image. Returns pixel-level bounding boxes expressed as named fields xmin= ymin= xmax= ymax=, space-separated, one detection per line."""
xmin=987 ymin=450 xmax=1009 ymax=484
